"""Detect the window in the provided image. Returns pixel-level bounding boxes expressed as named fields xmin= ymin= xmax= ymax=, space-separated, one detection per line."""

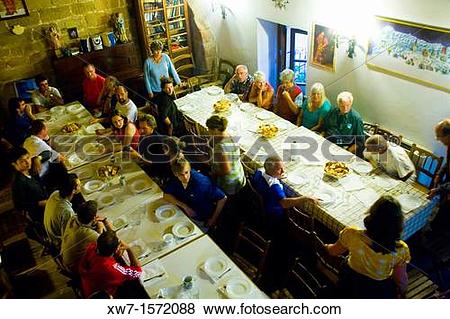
xmin=288 ymin=28 xmax=308 ymax=94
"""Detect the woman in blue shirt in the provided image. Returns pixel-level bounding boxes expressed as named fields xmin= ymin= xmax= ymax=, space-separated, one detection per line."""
xmin=297 ymin=82 xmax=331 ymax=132
xmin=143 ymin=40 xmax=181 ymax=100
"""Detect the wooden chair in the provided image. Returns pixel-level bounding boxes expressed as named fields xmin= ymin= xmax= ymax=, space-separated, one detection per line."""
xmin=374 ymin=126 xmax=403 ymax=145
xmin=172 ymin=53 xmax=195 ymax=80
xmin=201 ymin=58 xmax=236 ymax=88
xmin=231 ymin=224 xmax=272 ymax=284
xmin=286 ymin=207 xmax=315 ymax=254
xmin=363 ymin=122 xmax=378 ymax=136
xmin=408 ymin=143 xmax=444 ymax=189
xmin=183 ymin=114 xmax=199 ymax=135
xmin=271 ymin=257 xmax=330 ymax=299
xmin=406 ymin=268 xmax=440 ymax=299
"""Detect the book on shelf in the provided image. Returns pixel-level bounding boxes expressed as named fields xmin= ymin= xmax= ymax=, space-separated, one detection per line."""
xmin=144 ymin=1 xmax=163 ymax=11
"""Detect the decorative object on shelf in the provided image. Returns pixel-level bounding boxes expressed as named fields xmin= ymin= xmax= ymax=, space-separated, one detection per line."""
xmin=0 ymin=0 xmax=29 ymax=20
xmin=47 ymin=24 xmax=62 ymax=50
xmin=67 ymin=27 xmax=78 ymax=39
xmin=367 ymin=16 xmax=450 ymax=93
xmin=111 ymin=12 xmax=128 ymax=43
xmin=311 ymin=23 xmax=337 ymax=72
xmin=10 ymin=24 xmax=24 ymax=35
xmin=101 ymin=32 xmax=117 ymax=47
xmin=91 ymin=35 xmax=103 ymax=51
xmin=80 ymin=37 xmax=91 ymax=53
xmin=272 ymin=0 xmax=289 ymax=9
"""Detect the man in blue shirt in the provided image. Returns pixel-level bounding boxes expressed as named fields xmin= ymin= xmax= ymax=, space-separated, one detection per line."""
xmin=252 ymin=156 xmax=318 ymax=218
xmin=163 ymin=157 xmax=227 ymax=228
xmin=323 ymin=91 xmax=365 ymax=157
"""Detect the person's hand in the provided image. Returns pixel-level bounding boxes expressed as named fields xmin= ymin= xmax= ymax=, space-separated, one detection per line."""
xmin=117 ymin=240 xmax=129 ymax=256
xmin=96 ymin=221 xmax=106 ymax=233
xmin=282 ymin=90 xmax=291 ymax=99
xmin=427 ymin=188 xmax=439 ymax=199
xmin=58 ymin=153 xmax=66 ymax=162
xmin=300 ymin=196 xmax=320 ymax=207
xmin=432 ymin=175 xmax=441 ymax=188
xmin=148 ymin=92 xmax=154 ymax=99
xmin=31 ymin=157 xmax=42 ymax=176
xmin=183 ymin=205 xmax=196 ymax=218
xmin=89 ymin=117 xmax=100 ymax=124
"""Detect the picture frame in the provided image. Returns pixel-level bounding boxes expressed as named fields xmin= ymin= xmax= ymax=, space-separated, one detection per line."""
xmin=366 ymin=16 xmax=450 ymax=93
xmin=68 ymin=27 xmax=79 ymax=39
xmin=0 ymin=0 xmax=29 ymax=20
xmin=310 ymin=23 xmax=337 ymax=72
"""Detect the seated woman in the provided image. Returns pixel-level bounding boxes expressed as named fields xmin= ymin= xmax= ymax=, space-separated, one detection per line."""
xmin=244 ymin=71 xmax=274 ymax=110
xmin=163 ymin=157 xmax=227 ymax=229
xmin=205 ymin=115 xmax=246 ymax=196
xmin=274 ymin=69 xmax=303 ymax=124
xmin=326 ymin=195 xmax=410 ymax=298
xmin=5 ymin=97 xmax=36 ymax=147
xmin=90 ymin=76 xmax=119 ymax=125
xmin=96 ymin=112 xmax=139 ymax=151
xmin=297 ymin=82 xmax=331 ymax=131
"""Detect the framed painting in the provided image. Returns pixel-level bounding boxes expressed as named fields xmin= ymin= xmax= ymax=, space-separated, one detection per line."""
xmin=310 ymin=23 xmax=337 ymax=72
xmin=366 ymin=16 xmax=450 ymax=93
xmin=0 ymin=0 xmax=29 ymax=20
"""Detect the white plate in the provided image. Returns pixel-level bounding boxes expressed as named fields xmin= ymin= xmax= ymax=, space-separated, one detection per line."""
xmin=350 ymin=161 xmax=373 ymax=174
xmin=97 ymin=193 xmax=115 ymax=208
xmin=239 ymin=103 xmax=253 ymax=112
xmin=287 ymin=173 xmax=309 ymax=186
xmin=113 ymin=216 xmax=128 ymax=230
xmin=205 ymin=86 xmax=223 ymax=96
xmin=256 ymin=111 xmax=274 ymax=120
xmin=129 ymin=239 xmax=150 ymax=258
xmin=155 ymin=204 xmax=178 ymax=221
xmin=50 ymin=105 xmax=65 ymax=114
xmin=85 ymin=123 xmax=103 ymax=134
xmin=316 ymin=188 xmax=337 ymax=205
xmin=129 ymin=179 xmax=152 ymax=194
xmin=225 ymin=278 xmax=252 ymax=299
xmin=172 ymin=221 xmax=195 ymax=238
xmin=83 ymin=179 xmax=105 ymax=193
xmin=54 ymin=135 xmax=78 ymax=145
xmin=68 ymin=154 xmax=83 ymax=166
xmin=82 ymin=142 xmax=106 ymax=155
xmin=67 ymin=104 xmax=83 ymax=114
xmin=397 ymin=194 xmax=421 ymax=212
xmin=274 ymin=120 xmax=289 ymax=130
xmin=178 ymin=103 xmax=195 ymax=112
xmin=204 ymin=256 xmax=228 ymax=276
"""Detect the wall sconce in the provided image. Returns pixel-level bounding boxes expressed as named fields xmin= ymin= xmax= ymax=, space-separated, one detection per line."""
xmin=10 ymin=24 xmax=25 ymax=35
xmin=210 ymin=1 xmax=230 ymax=19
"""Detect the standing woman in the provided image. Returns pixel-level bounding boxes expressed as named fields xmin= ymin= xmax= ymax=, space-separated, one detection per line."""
xmin=5 ymin=97 xmax=36 ymax=147
xmin=245 ymin=71 xmax=274 ymax=110
xmin=326 ymin=195 xmax=410 ymax=298
xmin=274 ymin=69 xmax=303 ymax=124
xmin=205 ymin=115 xmax=246 ymax=196
xmin=143 ymin=40 xmax=181 ymax=100
xmin=297 ymin=82 xmax=331 ymax=132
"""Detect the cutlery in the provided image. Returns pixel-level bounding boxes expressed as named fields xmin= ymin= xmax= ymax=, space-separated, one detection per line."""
xmin=144 ymin=272 xmax=165 ymax=282
xmin=179 ymin=232 xmax=198 ymax=240
xmin=139 ymin=251 xmax=152 ymax=260
xmin=217 ymin=267 xmax=231 ymax=279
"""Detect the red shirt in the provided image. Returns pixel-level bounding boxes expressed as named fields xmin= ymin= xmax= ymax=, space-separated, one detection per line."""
xmin=79 ymin=242 xmax=142 ymax=297
xmin=275 ymin=84 xmax=302 ymax=123
xmin=83 ymin=75 xmax=105 ymax=111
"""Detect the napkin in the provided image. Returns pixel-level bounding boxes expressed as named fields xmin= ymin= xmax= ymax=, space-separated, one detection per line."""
xmin=338 ymin=175 xmax=365 ymax=192
xmin=354 ymin=188 xmax=380 ymax=208
xmin=141 ymin=259 xmax=168 ymax=286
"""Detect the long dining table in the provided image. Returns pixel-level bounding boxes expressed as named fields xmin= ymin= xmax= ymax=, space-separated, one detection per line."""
xmin=37 ymin=102 xmax=267 ymax=299
xmin=175 ymin=86 xmax=438 ymax=240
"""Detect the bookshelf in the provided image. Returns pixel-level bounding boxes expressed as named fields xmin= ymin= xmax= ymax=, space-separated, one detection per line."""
xmin=136 ymin=0 xmax=192 ymax=58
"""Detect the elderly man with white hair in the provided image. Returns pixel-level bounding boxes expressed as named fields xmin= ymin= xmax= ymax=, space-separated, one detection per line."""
xmin=224 ymin=64 xmax=253 ymax=99
xmin=363 ymin=134 xmax=416 ymax=181
xmin=323 ymin=91 xmax=365 ymax=156
xmin=244 ymin=70 xmax=274 ymax=109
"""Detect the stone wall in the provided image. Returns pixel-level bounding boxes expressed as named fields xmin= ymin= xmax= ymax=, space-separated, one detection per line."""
xmin=0 ymin=0 xmax=138 ymax=112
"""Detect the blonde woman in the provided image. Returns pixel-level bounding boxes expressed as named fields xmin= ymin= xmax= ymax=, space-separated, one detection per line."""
xmin=274 ymin=69 xmax=303 ymax=124
xmin=297 ymin=82 xmax=331 ymax=131
xmin=245 ymin=71 xmax=274 ymax=110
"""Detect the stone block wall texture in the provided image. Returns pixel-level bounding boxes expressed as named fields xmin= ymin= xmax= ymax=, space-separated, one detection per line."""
xmin=0 ymin=0 xmax=138 ymax=111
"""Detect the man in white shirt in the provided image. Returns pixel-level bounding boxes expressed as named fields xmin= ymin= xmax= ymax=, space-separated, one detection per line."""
xmin=363 ymin=134 xmax=416 ymax=181
xmin=31 ymin=74 xmax=64 ymax=108
xmin=114 ymin=85 xmax=137 ymax=123
xmin=23 ymin=119 xmax=65 ymax=178
xmin=44 ymin=173 xmax=81 ymax=249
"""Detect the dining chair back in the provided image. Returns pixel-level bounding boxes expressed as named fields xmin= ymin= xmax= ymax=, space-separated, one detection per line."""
xmin=406 ymin=268 xmax=440 ymax=299
xmin=408 ymin=143 xmax=444 ymax=189
xmin=363 ymin=122 xmax=378 ymax=136
xmin=311 ymin=232 xmax=345 ymax=285
xmin=231 ymin=223 xmax=272 ymax=284
xmin=286 ymin=207 xmax=315 ymax=256
xmin=173 ymin=53 xmax=195 ymax=80
xmin=374 ymin=126 xmax=403 ymax=145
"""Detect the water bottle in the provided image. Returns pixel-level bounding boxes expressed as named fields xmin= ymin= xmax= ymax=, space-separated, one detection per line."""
xmin=119 ymin=175 xmax=126 ymax=187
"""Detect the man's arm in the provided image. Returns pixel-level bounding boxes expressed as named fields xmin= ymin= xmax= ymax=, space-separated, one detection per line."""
xmin=223 ymin=76 xmax=235 ymax=93
xmin=207 ymin=196 xmax=227 ymax=228
xmin=143 ymin=60 xmax=153 ymax=98
xmin=163 ymin=193 xmax=196 ymax=217
xmin=279 ymin=196 xmax=317 ymax=209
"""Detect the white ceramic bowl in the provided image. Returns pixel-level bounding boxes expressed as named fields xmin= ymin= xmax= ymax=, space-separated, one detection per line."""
xmin=204 ymin=256 xmax=228 ymax=276
xmin=83 ymin=179 xmax=105 ymax=193
xmin=225 ymin=278 xmax=252 ymax=299
xmin=172 ymin=221 xmax=195 ymax=238
xmin=155 ymin=204 xmax=178 ymax=221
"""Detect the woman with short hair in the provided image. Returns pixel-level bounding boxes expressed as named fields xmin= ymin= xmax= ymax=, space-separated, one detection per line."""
xmin=326 ymin=195 xmax=410 ymax=298
xmin=274 ymin=69 xmax=303 ymax=123
xmin=244 ymin=71 xmax=274 ymax=110
xmin=297 ymin=82 xmax=331 ymax=131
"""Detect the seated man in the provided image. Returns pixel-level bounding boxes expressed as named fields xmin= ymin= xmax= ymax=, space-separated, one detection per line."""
xmin=154 ymin=77 xmax=184 ymax=136
xmin=31 ymin=74 xmax=64 ymax=108
xmin=44 ymin=173 xmax=81 ymax=249
xmin=323 ymin=91 xmax=365 ymax=157
xmin=79 ymin=230 xmax=142 ymax=298
xmin=163 ymin=157 xmax=227 ymax=228
xmin=224 ymin=64 xmax=253 ymax=100
xmin=10 ymin=147 xmax=48 ymax=222
xmin=83 ymin=63 xmax=105 ymax=113
xmin=61 ymin=200 xmax=112 ymax=274
xmin=363 ymin=134 xmax=416 ymax=181
xmin=252 ymin=156 xmax=317 ymax=225
xmin=115 ymin=85 xmax=137 ymax=123
xmin=23 ymin=119 xmax=66 ymax=181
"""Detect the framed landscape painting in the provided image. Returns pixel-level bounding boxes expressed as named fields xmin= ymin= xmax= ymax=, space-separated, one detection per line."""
xmin=366 ymin=16 xmax=450 ymax=93
xmin=0 ymin=0 xmax=29 ymax=20
xmin=310 ymin=23 xmax=337 ymax=72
